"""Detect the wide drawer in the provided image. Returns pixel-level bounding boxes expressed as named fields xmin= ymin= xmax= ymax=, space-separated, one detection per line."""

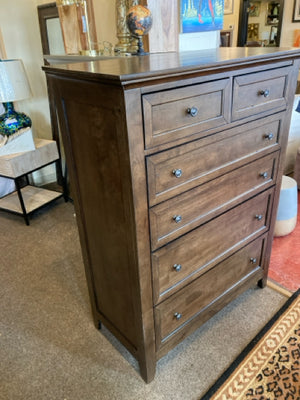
xmin=232 ymin=66 xmax=291 ymax=121
xmin=152 ymin=188 xmax=273 ymax=304
xmin=154 ymin=236 xmax=266 ymax=348
xmin=147 ymin=117 xmax=280 ymax=206
xmin=143 ymin=79 xmax=231 ymax=149
xmin=149 ymin=152 xmax=279 ymax=250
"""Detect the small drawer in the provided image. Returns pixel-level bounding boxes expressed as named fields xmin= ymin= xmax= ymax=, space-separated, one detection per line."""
xmin=143 ymin=79 xmax=231 ymax=149
xmin=149 ymin=152 xmax=279 ymax=250
xmin=152 ymin=188 xmax=273 ymax=304
xmin=154 ymin=236 xmax=265 ymax=347
xmin=147 ymin=117 xmax=280 ymax=206
xmin=232 ymin=66 xmax=291 ymax=121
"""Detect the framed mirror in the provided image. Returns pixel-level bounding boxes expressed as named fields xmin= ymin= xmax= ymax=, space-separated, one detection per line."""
xmin=237 ymin=0 xmax=284 ymax=47
xmin=37 ymin=2 xmax=65 ymax=55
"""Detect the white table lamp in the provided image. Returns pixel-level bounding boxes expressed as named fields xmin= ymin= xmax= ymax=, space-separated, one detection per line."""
xmin=0 ymin=59 xmax=32 ymax=136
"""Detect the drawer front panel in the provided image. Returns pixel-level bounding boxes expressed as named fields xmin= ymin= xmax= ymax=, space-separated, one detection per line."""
xmin=149 ymin=152 xmax=279 ymax=250
xmin=143 ymin=79 xmax=231 ymax=149
xmin=232 ymin=67 xmax=291 ymax=121
xmin=155 ymin=236 xmax=265 ymax=346
xmin=147 ymin=118 xmax=280 ymax=206
xmin=152 ymin=188 xmax=273 ymax=304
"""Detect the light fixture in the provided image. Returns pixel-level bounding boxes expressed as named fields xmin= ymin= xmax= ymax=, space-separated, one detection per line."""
xmin=0 ymin=59 xmax=32 ymax=136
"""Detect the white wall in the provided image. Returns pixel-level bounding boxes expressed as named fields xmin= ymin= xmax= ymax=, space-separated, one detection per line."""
xmin=0 ymin=0 xmax=117 ymax=144
xmin=280 ymin=2 xmax=300 ymax=174
xmin=280 ymin=0 xmax=300 ymax=47
xmin=0 ymin=0 xmax=298 ymax=141
xmin=179 ymin=31 xmax=220 ymax=51
xmin=223 ymin=1 xmax=240 ymax=46
xmin=1 ymin=0 xmax=299 ymax=182
xmin=0 ymin=0 xmax=221 ymax=145
xmin=0 ymin=0 xmax=52 ymax=140
xmin=0 ymin=0 xmax=117 ymax=184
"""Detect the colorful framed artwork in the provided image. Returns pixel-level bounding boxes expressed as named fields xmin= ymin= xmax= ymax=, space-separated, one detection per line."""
xmin=249 ymin=1 xmax=261 ymax=17
xmin=180 ymin=0 xmax=224 ymax=33
xmin=224 ymin=0 xmax=233 ymax=15
xmin=293 ymin=0 xmax=300 ymax=22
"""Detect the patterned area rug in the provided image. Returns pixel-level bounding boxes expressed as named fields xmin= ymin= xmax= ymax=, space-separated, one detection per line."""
xmin=201 ymin=289 xmax=300 ymax=399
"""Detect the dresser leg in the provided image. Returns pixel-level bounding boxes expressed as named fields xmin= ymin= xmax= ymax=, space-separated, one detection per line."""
xmin=138 ymin=356 xmax=156 ymax=383
xmin=258 ymin=277 xmax=267 ymax=288
xmin=92 ymin=317 xmax=102 ymax=330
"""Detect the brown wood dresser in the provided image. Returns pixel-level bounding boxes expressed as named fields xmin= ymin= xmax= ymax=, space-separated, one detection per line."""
xmin=44 ymin=47 xmax=300 ymax=383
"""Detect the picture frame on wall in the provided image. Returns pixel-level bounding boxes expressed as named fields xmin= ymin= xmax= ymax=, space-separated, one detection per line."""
xmin=293 ymin=0 xmax=300 ymax=22
xmin=249 ymin=1 xmax=261 ymax=17
xmin=247 ymin=23 xmax=259 ymax=41
xmin=224 ymin=0 xmax=233 ymax=14
xmin=180 ymin=0 xmax=224 ymax=33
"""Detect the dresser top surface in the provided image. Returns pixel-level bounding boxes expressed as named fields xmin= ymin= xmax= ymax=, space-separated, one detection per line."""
xmin=43 ymin=47 xmax=300 ymax=85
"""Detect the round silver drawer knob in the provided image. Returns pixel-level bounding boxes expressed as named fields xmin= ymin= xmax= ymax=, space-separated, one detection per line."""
xmin=264 ymin=133 xmax=274 ymax=140
xmin=260 ymin=172 xmax=268 ymax=179
xmin=187 ymin=107 xmax=198 ymax=117
xmin=250 ymin=257 xmax=257 ymax=264
xmin=173 ymin=169 xmax=182 ymax=178
xmin=173 ymin=264 xmax=182 ymax=272
xmin=174 ymin=312 xmax=182 ymax=320
xmin=173 ymin=215 xmax=182 ymax=223
xmin=255 ymin=214 xmax=263 ymax=221
xmin=259 ymin=89 xmax=270 ymax=98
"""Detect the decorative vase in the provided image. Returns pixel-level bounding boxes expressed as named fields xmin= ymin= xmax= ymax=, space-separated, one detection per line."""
xmin=274 ymin=176 xmax=298 ymax=237
xmin=0 ymin=102 xmax=31 ymax=136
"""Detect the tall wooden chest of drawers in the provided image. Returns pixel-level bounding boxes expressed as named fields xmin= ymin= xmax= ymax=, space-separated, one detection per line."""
xmin=44 ymin=48 xmax=300 ymax=383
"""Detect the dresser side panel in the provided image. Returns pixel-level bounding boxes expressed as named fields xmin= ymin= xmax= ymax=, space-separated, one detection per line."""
xmin=50 ymin=76 xmax=140 ymax=349
xmin=260 ymin=59 xmax=300 ymax=285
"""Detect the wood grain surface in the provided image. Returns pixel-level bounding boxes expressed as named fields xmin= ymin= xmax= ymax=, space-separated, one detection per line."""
xmin=45 ymin=48 xmax=300 ymax=383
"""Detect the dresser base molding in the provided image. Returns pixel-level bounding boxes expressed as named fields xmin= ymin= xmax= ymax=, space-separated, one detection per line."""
xmin=44 ymin=48 xmax=300 ymax=383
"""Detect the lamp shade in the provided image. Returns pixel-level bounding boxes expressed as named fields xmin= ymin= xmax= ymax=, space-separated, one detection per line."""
xmin=0 ymin=59 xmax=32 ymax=103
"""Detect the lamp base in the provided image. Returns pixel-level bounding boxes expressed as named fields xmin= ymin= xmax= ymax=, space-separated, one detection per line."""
xmin=0 ymin=102 xmax=32 ymax=136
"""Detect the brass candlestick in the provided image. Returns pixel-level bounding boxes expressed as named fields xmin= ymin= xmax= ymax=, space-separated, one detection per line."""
xmin=115 ymin=0 xmax=131 ymax=53
xmin=115 ymin=0 xmax=139 ymax=54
